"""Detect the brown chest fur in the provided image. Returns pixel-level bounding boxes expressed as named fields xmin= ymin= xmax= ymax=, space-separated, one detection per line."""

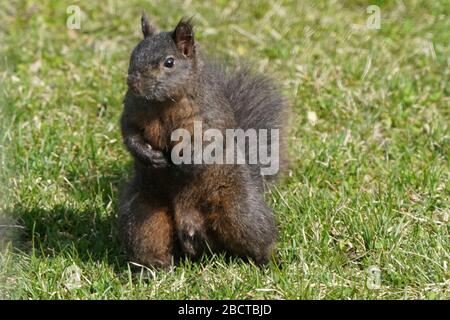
xmin=136 ymin=97 xmax=199 ymax=151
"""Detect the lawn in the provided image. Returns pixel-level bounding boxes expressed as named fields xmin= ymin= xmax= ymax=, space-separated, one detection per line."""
xmin=0 ymin=0 xmax=449 ymax=299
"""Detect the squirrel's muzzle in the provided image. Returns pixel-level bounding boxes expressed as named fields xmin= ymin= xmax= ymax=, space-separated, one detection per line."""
xmin=127 ymin=73 xmax=142 ymax=95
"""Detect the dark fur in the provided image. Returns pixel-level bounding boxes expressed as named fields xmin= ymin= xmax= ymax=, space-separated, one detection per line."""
xmin=118 ymin=15 xmax=288 ymax=268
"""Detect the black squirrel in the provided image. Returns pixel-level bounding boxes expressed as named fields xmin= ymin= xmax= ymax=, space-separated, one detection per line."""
xmin=118 ymin=14 xmax=288 ymax=268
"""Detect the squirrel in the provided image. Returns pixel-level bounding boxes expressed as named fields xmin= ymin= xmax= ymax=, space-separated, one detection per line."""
xmin=118 ymin=14 xmax=288 ymax=268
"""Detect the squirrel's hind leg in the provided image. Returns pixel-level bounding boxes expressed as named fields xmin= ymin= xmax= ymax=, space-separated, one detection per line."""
xmin=175 ymin=165 xmax=278 ymax=265
xmin=118 ymin=179 xmax=177 ymax=269
xmin=206 ymin=177 xmax=278 ymax=266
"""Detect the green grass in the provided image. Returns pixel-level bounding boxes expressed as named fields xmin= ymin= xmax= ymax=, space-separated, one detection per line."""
xmin=0 ymin=0 xmax=449 ymax=299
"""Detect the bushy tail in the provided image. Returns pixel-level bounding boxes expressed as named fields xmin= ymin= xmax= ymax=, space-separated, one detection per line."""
xmin=222 ymin=67 xmax=289 ymax=183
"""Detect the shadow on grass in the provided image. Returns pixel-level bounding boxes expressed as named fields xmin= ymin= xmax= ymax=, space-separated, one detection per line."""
xmin=7 ymin=167 xmax=131 ymax=270
xmin=12 ymin=205 xmax=125 ymax=266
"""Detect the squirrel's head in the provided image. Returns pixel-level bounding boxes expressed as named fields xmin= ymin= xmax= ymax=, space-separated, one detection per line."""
xmin=127 ymin=14 xmax=198 ymax=102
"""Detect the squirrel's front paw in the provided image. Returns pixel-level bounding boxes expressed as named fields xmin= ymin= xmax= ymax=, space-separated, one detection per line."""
xmin=179 ymin=228 xmax=202 ymax=257
xmin=143 ymin=145 xmax=169 ymax=168
xmin=175 ymin=209 xmax=207 ymax=258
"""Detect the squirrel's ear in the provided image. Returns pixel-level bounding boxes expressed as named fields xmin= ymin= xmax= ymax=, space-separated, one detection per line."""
xmin=141 ymin=13 xmax=157 ymax=38
xmin=172 ymin=18 xmax=195 ymax=57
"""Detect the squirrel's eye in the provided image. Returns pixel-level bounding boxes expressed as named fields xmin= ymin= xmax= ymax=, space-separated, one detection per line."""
xmin=163 ymin=57 xmax=174 ymax=68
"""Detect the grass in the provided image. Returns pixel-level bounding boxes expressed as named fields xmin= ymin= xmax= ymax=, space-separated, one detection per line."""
xmin=0 ymin=0 xmax=449 ymax=299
